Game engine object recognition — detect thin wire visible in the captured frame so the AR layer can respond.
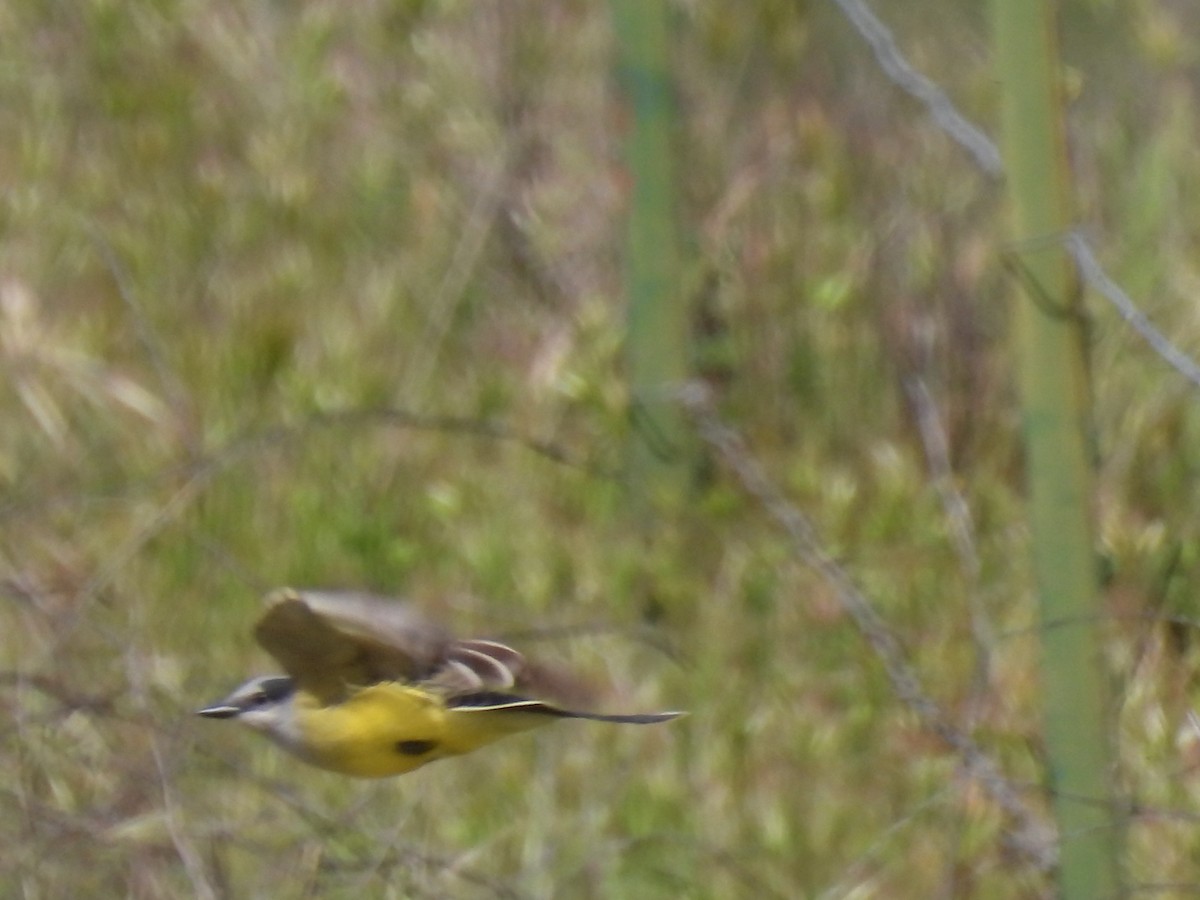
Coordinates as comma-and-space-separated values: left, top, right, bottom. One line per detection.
1066, 232, 1200, 390
828, 0, 1004, 177
830, 0, 1200, 390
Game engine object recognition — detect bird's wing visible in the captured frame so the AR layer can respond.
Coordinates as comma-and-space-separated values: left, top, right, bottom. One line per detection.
254, 588, 452, 703
424, 638, 526, 694
255, 588, 646, 714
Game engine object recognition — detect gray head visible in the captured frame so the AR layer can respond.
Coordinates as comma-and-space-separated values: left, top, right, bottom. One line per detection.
197, 676, 306, 755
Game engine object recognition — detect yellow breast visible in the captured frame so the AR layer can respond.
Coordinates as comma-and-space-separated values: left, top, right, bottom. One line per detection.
290, 683, 556, 778
293, 684, 451, 778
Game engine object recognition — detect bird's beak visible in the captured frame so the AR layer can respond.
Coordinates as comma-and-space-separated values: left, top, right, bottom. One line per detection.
196, 702, 241, 719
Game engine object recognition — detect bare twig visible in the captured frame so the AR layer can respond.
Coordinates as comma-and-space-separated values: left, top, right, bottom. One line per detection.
125, 642, 221, 900
903, 377, 995, 716
205, 407, 612, 478
679, 382, 1057, 872
84, 223, 193, 420
0, 671, 118, 714
404, 148, 516, 402
0, 406, 614, 527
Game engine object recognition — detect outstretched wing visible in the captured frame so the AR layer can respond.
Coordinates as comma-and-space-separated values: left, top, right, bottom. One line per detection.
254, 589, 535, 704
254, 589, 679, 720
255, 588, 452, 703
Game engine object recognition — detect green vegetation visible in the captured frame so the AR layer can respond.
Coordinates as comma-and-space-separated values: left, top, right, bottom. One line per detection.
993, 1, 1121, 894
611, 0, 691, 504
2, 2, 1198, 897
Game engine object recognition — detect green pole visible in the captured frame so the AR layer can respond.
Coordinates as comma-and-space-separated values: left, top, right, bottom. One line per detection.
993, 1, 1124, 896
610, 0, 690, 506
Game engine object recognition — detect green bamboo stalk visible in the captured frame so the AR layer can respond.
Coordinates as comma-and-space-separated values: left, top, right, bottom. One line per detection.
992, 2, 1123, 895
609, 0, 690, 504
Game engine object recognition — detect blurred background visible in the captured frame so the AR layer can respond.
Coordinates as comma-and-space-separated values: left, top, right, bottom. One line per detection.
3, 1, 1200, 897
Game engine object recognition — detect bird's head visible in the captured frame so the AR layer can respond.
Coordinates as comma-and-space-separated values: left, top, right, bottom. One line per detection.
197, 675, 299, 741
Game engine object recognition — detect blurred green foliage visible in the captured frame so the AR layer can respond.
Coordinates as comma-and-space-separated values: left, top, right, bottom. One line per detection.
2, 1, 1200, 897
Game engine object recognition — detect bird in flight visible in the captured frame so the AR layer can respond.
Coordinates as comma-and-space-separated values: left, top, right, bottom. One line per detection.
198, 588, 683, 777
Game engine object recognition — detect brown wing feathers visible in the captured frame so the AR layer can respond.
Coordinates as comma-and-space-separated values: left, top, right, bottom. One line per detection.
255, 589, 453, 703
436, 639, 523, 692
256, 588, 679, 720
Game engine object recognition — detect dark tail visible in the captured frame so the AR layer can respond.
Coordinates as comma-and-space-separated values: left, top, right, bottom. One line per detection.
563, 709, 684, 724
449, 692, 684, 724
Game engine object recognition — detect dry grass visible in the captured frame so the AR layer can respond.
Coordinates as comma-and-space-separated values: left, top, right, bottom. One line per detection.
3, 2, 1200, 897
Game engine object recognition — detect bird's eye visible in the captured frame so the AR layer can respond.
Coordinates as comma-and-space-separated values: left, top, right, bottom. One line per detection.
249, 692, 268, 706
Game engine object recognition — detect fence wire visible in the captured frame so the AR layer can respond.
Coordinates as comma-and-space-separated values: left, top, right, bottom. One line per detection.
830, 0, 1200, 389
685, 0, 1200, 886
